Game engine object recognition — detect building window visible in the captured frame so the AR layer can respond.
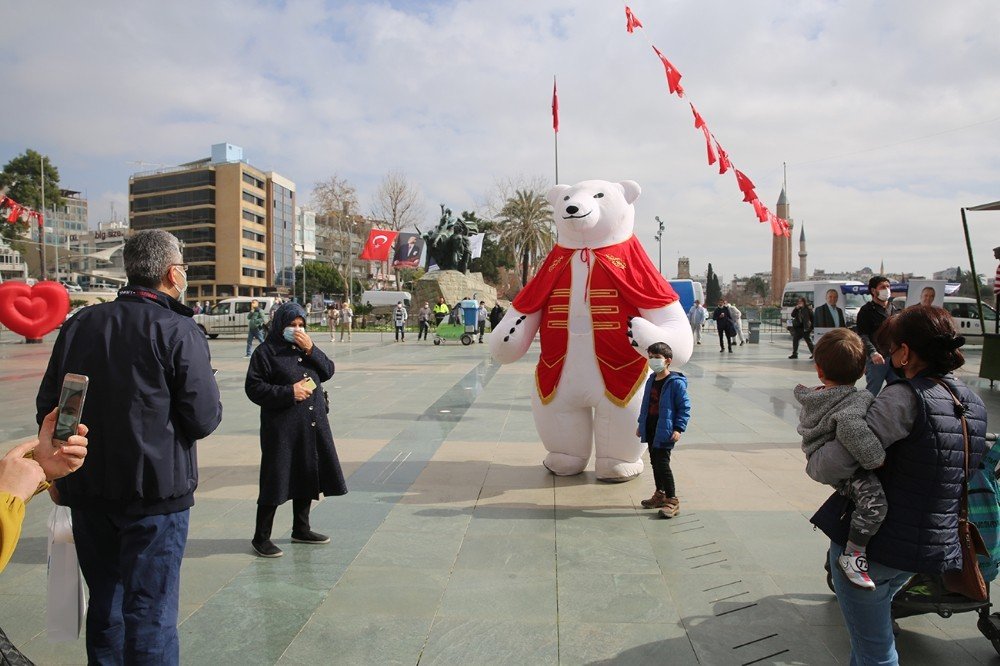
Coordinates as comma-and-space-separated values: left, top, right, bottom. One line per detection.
169, 228, 216, 244
132, 189, 215, 213
184, 246, 216, 262
187, 265, 216, 281
130, 170, 215, 195
242, 191, 265, 207
241, 229, 265, 243
241, 173, 265, 189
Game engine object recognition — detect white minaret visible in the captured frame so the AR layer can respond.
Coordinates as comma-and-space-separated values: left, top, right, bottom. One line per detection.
798, 224, 807, 280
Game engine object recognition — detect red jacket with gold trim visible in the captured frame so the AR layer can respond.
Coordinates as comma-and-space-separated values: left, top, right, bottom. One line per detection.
512, 236, 678, 407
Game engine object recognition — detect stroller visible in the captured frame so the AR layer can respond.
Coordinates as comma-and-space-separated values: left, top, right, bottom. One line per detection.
824, 434, 1000, 655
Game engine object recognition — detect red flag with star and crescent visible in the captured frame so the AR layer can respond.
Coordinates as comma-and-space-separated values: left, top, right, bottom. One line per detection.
359, 229, 399, 261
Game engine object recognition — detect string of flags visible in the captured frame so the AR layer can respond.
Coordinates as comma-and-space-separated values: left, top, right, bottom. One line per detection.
623, 5, 790, 237
0, 194, 44, 227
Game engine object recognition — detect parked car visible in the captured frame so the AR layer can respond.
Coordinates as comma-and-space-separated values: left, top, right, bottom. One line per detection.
893, 295, 997, 343
193, 297, 277, 338
60, 280, 83, 293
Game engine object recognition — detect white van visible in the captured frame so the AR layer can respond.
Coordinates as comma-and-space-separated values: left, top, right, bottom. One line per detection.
193, 297, 277, 338
781, 281, 868, 331
892, 296, 997, 343
361, 290, 411, 308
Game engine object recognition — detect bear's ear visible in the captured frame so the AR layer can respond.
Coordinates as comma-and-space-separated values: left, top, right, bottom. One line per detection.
618, 181, 641, 204
547, 184, 572, 207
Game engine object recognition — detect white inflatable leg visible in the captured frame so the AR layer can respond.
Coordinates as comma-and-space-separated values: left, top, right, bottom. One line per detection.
531, 391, 593, 476
593, 396, 644, 482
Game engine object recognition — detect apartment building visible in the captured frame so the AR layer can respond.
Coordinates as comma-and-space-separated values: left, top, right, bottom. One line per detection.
128, 143, 295, 306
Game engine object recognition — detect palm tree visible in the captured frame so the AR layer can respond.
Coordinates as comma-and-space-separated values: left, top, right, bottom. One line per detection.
497, 189, 555, 286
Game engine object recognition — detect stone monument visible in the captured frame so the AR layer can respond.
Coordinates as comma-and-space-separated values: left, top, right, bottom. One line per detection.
413, 205, 497, 309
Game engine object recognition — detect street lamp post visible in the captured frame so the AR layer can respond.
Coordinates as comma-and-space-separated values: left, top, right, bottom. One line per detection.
653, 216, 665, 275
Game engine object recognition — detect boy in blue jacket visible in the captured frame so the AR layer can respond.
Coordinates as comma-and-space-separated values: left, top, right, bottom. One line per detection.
636, 342, 691, 517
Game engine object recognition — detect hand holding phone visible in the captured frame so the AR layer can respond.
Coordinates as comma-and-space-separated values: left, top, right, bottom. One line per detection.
302, 377, 317, 392
54, 374, 89, 446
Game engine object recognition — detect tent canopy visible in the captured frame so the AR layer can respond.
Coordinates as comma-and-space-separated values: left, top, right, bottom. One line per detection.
966, 201, 1000, 212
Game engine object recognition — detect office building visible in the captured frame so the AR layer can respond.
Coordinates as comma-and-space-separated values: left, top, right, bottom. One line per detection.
128, 143, 295, 305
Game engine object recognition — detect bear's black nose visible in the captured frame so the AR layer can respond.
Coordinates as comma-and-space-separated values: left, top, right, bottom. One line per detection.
566, 205, 579, 215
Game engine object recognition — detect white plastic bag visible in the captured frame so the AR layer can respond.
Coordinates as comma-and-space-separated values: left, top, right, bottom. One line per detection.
46, 506, 86, 642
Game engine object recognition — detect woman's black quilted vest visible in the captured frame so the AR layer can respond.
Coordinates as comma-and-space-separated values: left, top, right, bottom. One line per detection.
811, 373, 987, 574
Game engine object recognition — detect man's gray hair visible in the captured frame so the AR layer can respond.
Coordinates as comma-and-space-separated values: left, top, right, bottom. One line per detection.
124, 230, 182, 288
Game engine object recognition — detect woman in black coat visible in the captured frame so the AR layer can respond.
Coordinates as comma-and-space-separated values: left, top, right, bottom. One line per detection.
245, 302, 347, 558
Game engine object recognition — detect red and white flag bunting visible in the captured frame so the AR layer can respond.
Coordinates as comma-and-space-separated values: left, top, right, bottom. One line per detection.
623, 5, 790, 237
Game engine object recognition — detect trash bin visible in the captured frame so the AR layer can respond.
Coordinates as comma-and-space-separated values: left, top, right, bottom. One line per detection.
748, 320, 761, 344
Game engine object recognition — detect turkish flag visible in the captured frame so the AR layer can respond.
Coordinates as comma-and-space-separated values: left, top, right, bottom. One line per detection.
359, 229, 399, 261
552, 77, 559, 133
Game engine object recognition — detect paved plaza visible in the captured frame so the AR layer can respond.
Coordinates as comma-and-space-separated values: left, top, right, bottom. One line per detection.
2, 327, 1000, 665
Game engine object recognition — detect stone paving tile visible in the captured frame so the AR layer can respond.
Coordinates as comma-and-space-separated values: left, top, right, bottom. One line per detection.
420, 617, 559, 665
557, 572, 680, 624
277, 614, 432, 665
557, 622, 698, 665
436, 570, 557, 620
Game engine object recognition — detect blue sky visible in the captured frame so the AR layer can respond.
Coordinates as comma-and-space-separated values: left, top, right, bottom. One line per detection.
2, 0, 999, 282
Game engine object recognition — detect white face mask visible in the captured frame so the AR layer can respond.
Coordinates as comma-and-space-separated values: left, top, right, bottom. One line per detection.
648, 358, 667, 373
877, 288, 891, 302
172, 265, 188, 302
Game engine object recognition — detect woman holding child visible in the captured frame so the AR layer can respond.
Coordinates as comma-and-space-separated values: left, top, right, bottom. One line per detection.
808, 305, 987, 664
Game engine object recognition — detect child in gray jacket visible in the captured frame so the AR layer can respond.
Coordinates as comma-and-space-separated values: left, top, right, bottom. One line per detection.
795, 328, 887, 591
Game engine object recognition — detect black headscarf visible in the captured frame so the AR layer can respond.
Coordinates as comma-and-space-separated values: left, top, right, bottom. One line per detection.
266, 302, 307, 345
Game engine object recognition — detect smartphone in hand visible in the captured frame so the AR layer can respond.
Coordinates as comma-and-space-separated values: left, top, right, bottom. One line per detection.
54, 373, 89, 446
302, 377, 317, 392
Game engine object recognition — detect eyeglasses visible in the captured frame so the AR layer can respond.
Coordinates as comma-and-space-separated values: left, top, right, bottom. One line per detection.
171, 263, 189, 272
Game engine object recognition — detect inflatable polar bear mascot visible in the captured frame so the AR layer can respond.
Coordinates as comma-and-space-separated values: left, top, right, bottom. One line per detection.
489, 180, 693, 482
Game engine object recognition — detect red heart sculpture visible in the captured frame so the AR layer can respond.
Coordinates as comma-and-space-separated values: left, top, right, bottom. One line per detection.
0, 281, 71, 339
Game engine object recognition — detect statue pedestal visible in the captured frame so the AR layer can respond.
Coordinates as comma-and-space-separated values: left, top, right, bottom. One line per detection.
414, 270, 497, 310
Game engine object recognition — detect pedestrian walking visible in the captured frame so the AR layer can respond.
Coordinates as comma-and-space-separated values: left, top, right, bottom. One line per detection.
712, 300, 736, 353
247, 299, 266, 357
686, 300, 706, 345
789, 297, 815, 359
489, 303, 505, 331
728, 302, 745, 345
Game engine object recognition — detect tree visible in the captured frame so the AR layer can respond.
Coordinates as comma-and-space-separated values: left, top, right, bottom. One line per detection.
370, 170, 424, 233
745, 275, 770, 300
295, 260, 345, 297
706, 264, 722, 306
1, 149, 64, 240
954, 266, 986, 298
496, 189, 555, 286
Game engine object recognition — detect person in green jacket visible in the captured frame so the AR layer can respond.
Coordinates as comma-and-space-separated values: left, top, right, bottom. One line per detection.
247, 300, 266, 357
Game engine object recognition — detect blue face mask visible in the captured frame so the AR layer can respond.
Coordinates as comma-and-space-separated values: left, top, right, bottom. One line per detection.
283, 326, 302, 343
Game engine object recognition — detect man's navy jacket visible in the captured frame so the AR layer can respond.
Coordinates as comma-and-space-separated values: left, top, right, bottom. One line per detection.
36, 287, 223, 515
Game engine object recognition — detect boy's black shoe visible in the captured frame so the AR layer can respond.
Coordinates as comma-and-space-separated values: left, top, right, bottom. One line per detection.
291, 530, 330, 544
251, 539, 283, 558
788, 354, 798, 359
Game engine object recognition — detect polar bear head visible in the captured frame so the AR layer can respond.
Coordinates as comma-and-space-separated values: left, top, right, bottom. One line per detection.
547, 180, 641, 249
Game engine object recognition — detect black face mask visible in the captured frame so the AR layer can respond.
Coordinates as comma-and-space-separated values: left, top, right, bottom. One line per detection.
889, 350, 904, 374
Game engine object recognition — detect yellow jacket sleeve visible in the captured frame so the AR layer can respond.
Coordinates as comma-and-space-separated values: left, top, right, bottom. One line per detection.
0, 491, 26, 574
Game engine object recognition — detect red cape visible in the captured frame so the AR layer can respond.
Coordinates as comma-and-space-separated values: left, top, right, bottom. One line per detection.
512, 236, 678, 406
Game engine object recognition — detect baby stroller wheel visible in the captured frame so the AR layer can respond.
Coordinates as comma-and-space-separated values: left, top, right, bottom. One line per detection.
461, 334, 473, 346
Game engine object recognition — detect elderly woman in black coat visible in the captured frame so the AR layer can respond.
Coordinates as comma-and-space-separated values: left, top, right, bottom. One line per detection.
245, 302, 347, 558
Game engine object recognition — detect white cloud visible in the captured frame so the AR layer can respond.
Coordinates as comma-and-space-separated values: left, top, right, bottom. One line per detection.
3, 0, 1000, 281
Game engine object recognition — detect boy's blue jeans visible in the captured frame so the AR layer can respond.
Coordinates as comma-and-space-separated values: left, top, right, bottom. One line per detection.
828, 542, 913, 665
72, 508, 189, 666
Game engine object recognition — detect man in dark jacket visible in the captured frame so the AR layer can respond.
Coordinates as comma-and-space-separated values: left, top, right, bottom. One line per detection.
855, 274, 900, 395
712, 300, 735, 353
35, 229, 222, 666
789, 297, 815, 359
